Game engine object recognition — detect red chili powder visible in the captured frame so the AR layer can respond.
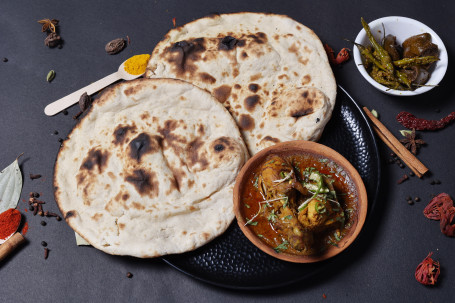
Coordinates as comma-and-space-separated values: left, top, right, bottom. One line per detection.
0, 208, 21, 239
21, 221, 29, 236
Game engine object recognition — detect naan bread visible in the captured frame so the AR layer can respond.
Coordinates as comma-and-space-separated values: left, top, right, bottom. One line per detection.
54, 78, 248, 258
146, 12, 337, 155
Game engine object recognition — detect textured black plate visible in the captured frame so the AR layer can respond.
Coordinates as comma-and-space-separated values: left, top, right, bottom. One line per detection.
161, 86, 381, 289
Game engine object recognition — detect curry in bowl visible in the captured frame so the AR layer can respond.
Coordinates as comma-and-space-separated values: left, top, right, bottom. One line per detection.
234, 141, 368, 263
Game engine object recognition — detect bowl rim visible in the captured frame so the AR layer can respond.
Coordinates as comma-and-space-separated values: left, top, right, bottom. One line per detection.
353, 16, 448, 96
233, 140, 368, 263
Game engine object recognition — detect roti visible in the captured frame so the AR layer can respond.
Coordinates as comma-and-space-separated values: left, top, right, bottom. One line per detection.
146, 12, 337, 155
54, 78, 249, 258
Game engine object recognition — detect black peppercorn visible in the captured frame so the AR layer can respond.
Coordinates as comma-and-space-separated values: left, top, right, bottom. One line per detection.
406, 196, 412, 201
41, 241, 47, 247
2, 58, 8, 62
414, 197, 420, 202
62, 110, 68, 115
56, 216, 62, 221
126, 272, 133, 278
430, 180, 435, 185
41, 221, 47, 226
399, 163, 404, 168
409, 171, 415, 177
408, 200, 414, 205
58, 138, 64, 143
434, 179, 441, 184
33, 192, 40, 198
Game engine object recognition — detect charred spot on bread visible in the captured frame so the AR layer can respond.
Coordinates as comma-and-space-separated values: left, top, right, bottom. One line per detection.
219, 36, 238, 50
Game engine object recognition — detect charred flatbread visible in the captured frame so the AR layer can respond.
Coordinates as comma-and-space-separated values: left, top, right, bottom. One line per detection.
146, 12, 337, 155
54, 78, 248, 257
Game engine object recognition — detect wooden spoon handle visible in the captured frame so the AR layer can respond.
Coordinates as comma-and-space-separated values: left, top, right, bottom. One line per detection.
44, 71, 121, 116
0, 232, 25, 262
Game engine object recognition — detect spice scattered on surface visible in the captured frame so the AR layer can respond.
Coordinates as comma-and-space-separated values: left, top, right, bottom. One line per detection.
40, 221, 46, 226
105, 38, 126, 55
172, 17, 176, 27
126, 35, 131, 45
399, 129, 425, 155
423, 193, 455, 237
415, 252, 440, 285
415, 197, 420, 202
397, 111, 455, 131
0, 209, 21, 240
397, 174, 409, 184
53, 130, 59, 135
126, 272, 133, 278
44, 247, 49, 260
37, 18, 59, 33
322, 294, 327, 299
2, 57, 8, 62
30, 174, 42, 180
46, 70, 56, 82
22, 221, 29, 235
124, 54, 151, 75
73, 111, 83, 120
78, 92, 91, 112
371, 109, 379, 118
324, 44, 350, 65
62, 110, 68, 115
44, 32, 62, 48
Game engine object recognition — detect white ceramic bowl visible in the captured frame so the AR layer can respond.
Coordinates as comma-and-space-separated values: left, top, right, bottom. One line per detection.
353, 16, 448, 96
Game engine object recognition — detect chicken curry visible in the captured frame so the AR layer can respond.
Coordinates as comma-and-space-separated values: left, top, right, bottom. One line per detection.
241, 153, 358, 255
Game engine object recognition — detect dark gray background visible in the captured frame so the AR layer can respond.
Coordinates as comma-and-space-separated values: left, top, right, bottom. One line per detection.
1, 0, 454, 302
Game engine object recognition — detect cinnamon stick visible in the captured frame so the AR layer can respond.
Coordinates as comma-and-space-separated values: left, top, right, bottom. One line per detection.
0, 232, 25, 262
363, 107, 428, 178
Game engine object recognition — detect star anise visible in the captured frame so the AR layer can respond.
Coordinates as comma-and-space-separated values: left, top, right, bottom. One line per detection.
38, 19, 59, 33
400, 129, 425, 155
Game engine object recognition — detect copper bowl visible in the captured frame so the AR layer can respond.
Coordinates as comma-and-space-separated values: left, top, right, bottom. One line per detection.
233, 140, 368, 263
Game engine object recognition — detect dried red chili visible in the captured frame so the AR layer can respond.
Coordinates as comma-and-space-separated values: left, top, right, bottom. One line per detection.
423, 193, 453, 220
324, 44, 350, 65
172, 17, 176, 28
397, 111, 455, 131
0, 209, 21, 240
415, 252, 440, 286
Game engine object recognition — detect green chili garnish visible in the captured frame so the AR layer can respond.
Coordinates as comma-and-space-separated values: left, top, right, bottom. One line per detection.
274, 240, 289, 253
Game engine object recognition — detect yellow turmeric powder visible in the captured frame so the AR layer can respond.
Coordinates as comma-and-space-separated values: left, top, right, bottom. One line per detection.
124, 54, 151, 75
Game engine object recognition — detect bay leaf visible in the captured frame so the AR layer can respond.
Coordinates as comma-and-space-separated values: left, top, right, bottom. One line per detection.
0, 155, 23, 213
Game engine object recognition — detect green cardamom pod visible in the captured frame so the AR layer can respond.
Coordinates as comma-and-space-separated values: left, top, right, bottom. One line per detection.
400, 130, 413, 137
371, 109, 379, 118
47, 70, 56, 82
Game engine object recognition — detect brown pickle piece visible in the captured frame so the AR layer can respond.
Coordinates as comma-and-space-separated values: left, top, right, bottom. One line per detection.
383, 35, 402, 61
402, 33, 438, 59
403, 66, 430, 85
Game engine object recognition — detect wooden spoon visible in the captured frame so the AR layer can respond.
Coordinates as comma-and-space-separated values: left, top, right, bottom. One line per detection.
0, 210, 25, 262
0, 209, 21, 245
44, 59, 144, 116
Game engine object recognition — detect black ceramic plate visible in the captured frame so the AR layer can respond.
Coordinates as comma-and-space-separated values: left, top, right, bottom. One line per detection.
161, 86, 381, 289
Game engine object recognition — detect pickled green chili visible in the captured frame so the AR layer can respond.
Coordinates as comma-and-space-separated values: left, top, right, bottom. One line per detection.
393, 56, 439, 68
361, 17, 394, 74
